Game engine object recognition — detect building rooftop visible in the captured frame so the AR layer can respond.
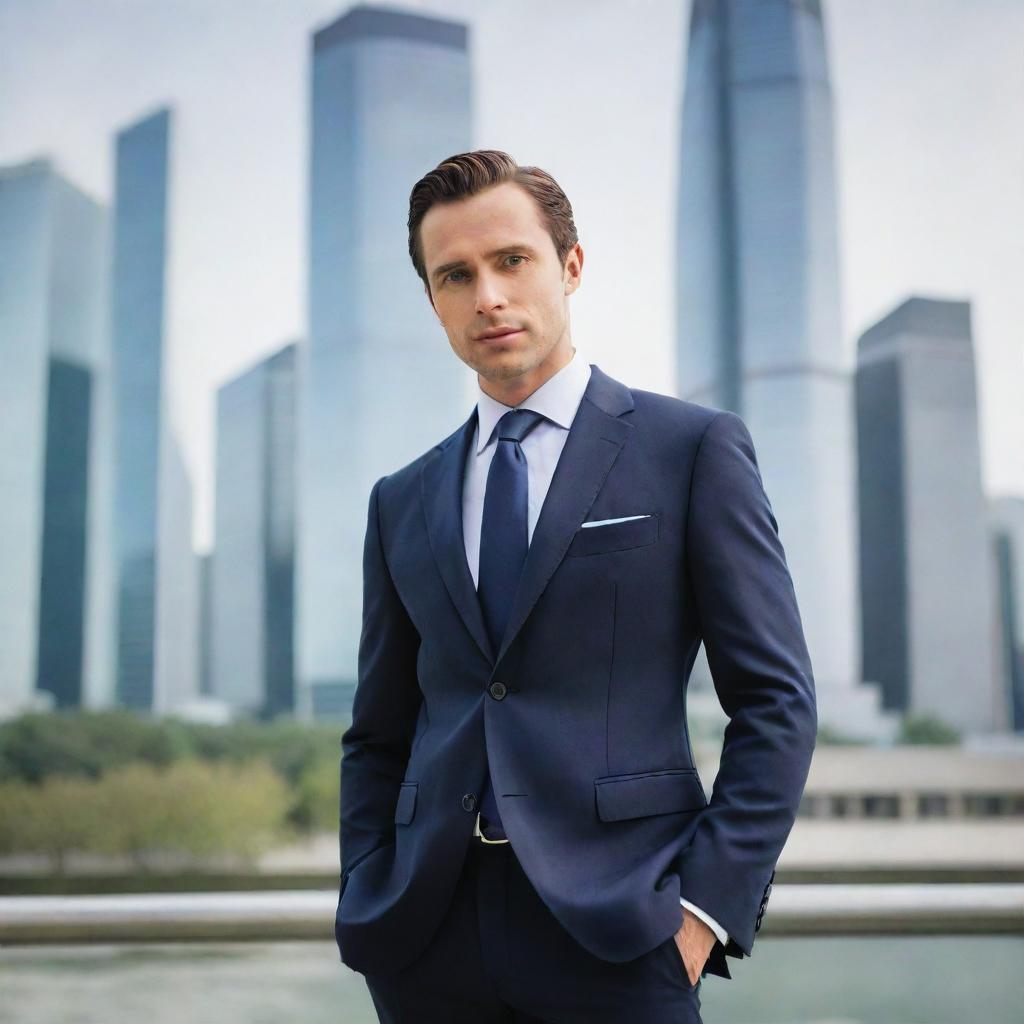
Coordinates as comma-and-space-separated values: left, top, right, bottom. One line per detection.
858, 296, 973, 353
313, 4, 467, 53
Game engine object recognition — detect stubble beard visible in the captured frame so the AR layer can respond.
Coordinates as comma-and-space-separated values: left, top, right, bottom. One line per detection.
465, 334, 545, 383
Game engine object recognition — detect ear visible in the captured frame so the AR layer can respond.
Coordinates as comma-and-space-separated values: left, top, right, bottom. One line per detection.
564, 242, 584, 295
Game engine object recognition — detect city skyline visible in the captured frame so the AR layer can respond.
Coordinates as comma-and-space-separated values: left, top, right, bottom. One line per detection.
1, 0, 1020, 552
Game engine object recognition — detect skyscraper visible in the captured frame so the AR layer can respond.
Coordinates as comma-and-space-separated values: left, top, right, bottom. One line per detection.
297, 6, 472, 717
990, 496, 1024, 732
110, 107, 198, 713
212, 344, 297, 719
676, 0, 881, 735
0, 159, 108, 716
856, 297, 1001, 735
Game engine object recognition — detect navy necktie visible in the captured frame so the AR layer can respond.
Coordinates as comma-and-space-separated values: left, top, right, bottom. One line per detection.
476, 407, 546, 840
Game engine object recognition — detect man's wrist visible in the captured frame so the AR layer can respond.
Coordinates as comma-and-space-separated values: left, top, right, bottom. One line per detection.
680, 897, 730, 947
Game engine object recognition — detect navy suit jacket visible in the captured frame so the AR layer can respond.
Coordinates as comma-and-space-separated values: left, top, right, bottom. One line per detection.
335, 362, 817, 981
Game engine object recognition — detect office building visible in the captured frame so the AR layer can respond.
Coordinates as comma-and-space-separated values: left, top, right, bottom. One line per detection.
212, 344, 297, 718
0, 158, 109, 715
990, 496, 1024, 732
110, 107, 198, 713
856, 297, 1001, 734
297, 6, 472, 717
676, 0, 883, 735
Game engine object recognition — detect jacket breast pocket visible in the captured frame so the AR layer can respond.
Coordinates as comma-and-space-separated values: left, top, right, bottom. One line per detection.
594, 768, 707, 822
567, 513, 660, 557
394, 781, 418, 825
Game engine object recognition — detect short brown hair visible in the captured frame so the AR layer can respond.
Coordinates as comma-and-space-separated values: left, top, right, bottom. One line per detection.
408, 149, 579, 294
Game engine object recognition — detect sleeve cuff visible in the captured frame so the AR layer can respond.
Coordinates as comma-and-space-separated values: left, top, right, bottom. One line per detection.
680, 897, 730, 947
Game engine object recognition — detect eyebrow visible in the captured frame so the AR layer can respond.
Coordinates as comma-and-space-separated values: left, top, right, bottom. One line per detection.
430, 244, 539, 281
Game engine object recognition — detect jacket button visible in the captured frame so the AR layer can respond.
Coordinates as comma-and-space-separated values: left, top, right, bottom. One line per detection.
462, 793, 477, 811
489, 681, 508, 700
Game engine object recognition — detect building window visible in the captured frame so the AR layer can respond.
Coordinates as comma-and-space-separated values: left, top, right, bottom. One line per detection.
965, 793, 1012, 817
917, 793, 949, 817
862, 794, 900, 818
828, 795, 852, 818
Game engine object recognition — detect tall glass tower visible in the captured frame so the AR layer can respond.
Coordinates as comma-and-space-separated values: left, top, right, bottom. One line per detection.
297, 6, 472, 718
111, 107, 198, 713
990, 496, 1024, 733
858, 298, 1001, 735
676, 0, 879, 734
0, 159, 108, 716
212, 344, 297, 719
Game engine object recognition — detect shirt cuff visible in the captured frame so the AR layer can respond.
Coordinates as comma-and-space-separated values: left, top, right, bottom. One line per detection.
680, 898, 730, 947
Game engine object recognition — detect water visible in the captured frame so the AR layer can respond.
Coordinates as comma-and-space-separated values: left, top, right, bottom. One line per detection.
0, 936, 1020, 1023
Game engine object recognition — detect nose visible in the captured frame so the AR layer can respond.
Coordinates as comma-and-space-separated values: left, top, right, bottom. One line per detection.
474, 269, 507, 315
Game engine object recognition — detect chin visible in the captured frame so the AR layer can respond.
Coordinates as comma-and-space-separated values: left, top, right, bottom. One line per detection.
480, 353, 537, 380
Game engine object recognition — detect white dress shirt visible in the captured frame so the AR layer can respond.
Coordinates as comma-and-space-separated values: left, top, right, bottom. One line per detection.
461, 346, 730, 949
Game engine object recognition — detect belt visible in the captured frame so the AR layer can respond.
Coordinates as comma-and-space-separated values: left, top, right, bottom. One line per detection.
473, 810, 510, 844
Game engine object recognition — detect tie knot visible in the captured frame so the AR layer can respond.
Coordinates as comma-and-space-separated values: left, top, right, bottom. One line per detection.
494, 408, 546, 445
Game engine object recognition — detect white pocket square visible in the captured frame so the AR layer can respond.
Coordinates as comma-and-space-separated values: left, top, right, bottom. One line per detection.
580, 514, 652, 529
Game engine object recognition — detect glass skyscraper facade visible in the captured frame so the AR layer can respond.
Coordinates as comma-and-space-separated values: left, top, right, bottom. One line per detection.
676, 0, 882, 736
857, 298, 1001, 734
0, 159, 108, 716
111, 109, 169, 710
990, 496, 1024, 732
37, 356, 93, 707
297, 6, 473, 717
212, 344, 297, 719
111, 107, 198, 713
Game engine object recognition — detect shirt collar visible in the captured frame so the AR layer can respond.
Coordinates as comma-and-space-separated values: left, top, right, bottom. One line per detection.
474, 347, 591, 455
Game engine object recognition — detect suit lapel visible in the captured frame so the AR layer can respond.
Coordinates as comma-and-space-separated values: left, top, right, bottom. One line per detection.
421, 404, 495, 665
421, 363, 636, 671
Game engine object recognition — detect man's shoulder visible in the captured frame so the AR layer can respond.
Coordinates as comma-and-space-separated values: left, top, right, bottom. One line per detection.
623, 385, 731, 447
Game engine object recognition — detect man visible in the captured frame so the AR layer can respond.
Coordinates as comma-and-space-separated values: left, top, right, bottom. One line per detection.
336, 150, 817, 1023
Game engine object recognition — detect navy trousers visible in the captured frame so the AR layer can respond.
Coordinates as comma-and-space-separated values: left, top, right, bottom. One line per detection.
362, 839, 703, 1023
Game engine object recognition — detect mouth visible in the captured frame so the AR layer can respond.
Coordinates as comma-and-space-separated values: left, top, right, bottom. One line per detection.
477, 328, 524, 343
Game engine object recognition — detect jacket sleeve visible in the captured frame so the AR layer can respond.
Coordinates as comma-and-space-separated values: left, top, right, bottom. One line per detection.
339, 476, 423, 895
677, 410, 817, 962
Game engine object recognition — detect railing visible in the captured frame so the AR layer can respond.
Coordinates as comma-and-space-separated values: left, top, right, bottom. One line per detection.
2, 884, 1022, 944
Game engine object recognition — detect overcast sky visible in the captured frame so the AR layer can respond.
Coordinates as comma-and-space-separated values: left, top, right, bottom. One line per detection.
2, 0, 1021, 550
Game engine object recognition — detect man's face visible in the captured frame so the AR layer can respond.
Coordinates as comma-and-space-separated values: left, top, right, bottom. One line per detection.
419, 181, 582, 388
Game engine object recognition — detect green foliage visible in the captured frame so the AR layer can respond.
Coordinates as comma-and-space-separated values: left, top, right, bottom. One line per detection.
178, 716, 339, 788
0, 776, 96, 871
899, 712, 961, 745
0, 711, 345, 871
0, 757, 293, 872
0, 709, 192, 784
0, 708, 341, 785
814, 722, 872, 745
292, 751, 340, 833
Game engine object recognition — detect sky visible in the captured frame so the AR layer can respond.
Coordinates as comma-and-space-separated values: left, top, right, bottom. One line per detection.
1, 0, 1021, 551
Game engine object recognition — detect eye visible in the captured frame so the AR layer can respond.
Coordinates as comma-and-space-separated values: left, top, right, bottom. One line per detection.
444, 255, 525, 284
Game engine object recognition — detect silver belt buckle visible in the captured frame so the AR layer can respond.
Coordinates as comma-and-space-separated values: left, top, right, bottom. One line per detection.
474, 810, 510, 844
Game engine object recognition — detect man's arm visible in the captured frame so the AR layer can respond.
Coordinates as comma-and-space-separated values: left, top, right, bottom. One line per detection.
339, 476, 423, 892
678, 410, 817, 960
